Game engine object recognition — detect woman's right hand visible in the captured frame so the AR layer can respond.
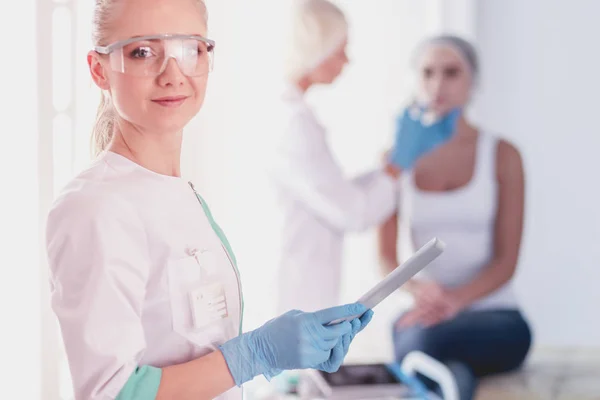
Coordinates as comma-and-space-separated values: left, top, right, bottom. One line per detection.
219, 303, 372, 386
396, 280, 452, 328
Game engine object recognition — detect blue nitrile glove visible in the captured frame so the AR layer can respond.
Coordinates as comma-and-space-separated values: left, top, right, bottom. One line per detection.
389, 106, 461, 170
219, 303, 368, 386
318, 309, 374, 372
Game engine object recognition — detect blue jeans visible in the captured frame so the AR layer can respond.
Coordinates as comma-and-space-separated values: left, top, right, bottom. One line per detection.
392, 309, 532, 400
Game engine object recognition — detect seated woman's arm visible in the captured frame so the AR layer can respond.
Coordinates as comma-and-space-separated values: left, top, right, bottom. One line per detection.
448, 140, 525, 309
379, 210, 447, 328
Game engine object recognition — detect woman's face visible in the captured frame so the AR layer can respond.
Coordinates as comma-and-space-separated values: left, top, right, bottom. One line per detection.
415, 44, 473, 115
310, 38, 349, 85
88, 0, 209, 135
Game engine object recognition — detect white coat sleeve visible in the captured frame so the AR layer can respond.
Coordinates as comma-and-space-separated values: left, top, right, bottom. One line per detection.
46, 191, 157, 400
268, 114, 399, 232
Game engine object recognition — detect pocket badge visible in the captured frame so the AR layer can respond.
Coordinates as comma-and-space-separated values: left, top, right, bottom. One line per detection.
189, 283, 229, 329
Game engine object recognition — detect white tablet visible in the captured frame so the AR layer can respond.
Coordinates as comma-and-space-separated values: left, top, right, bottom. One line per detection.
327, 237, 445, 325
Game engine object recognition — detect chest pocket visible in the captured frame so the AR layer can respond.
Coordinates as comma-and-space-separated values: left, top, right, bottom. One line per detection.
167, 254, 229, 347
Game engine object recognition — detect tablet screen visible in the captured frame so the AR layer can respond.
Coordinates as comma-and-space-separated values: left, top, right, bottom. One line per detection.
318, 364, 401, 387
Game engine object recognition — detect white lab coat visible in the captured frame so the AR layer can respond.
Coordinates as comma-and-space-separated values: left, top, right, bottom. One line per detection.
267, 86, 399, 314
46, 151, 242, 400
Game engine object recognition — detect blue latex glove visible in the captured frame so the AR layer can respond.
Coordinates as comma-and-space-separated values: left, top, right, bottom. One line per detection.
389, 107, 461, 170
318, 309, 374, 372
219, 303, 369, 386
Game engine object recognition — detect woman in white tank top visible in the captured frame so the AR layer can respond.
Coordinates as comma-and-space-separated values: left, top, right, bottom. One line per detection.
379, 36, 532, 400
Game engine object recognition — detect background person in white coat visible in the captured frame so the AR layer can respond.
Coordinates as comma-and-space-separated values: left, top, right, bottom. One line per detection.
267, 0, 455, 315
267, 0, 402, 315
45, 0, 373, 399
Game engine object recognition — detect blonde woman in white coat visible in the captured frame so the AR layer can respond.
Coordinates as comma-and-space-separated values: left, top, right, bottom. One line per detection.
46, 1, 374, 399
268, 0, 445, 314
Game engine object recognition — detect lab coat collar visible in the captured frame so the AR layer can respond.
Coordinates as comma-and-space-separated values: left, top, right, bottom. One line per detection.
102, 150, 192, 190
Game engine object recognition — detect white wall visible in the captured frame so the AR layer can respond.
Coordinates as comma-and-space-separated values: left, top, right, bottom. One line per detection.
0, 0, 42, 398
476, 0, 600, 346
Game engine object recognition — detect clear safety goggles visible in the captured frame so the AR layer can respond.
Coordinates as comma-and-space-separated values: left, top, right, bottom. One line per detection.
94, 34, 215, 77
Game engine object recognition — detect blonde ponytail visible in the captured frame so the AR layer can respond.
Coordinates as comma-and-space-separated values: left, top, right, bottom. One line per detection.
91, 91, 115, 157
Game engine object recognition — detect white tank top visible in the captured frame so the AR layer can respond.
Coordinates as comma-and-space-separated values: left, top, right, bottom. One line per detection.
402, 132, 518, 310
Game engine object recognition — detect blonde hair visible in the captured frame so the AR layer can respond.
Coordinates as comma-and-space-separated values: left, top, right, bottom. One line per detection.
284, 0, 348, 81
90, 0, 208, 157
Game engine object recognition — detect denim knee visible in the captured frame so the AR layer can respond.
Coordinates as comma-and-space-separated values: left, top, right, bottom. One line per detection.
393, 325, 443, 362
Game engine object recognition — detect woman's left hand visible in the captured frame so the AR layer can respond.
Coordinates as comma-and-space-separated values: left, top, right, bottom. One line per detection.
396, 290, 464, 328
